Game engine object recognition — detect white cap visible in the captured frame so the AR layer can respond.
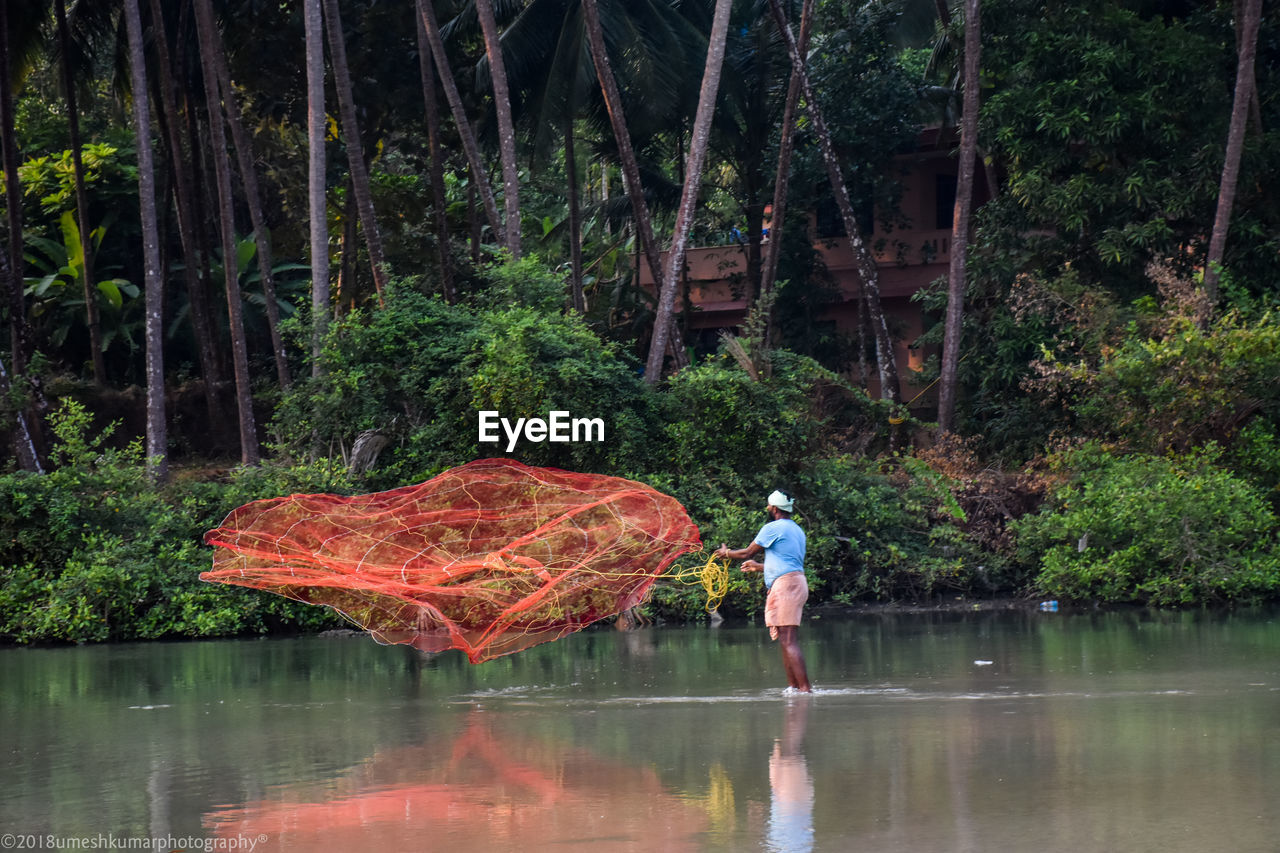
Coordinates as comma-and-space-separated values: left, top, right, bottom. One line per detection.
767, 490, 794, 513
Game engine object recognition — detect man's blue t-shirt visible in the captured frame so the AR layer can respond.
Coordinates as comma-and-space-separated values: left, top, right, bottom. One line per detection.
753, 518, 806, 589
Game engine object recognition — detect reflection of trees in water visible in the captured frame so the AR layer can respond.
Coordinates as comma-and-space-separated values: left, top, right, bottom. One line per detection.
205, 711, 707, 851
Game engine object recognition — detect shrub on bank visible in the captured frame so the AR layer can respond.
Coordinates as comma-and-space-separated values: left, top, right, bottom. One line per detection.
272, 264, 658, 485
1014, 442, 1280, 605
0, 401, 350, 642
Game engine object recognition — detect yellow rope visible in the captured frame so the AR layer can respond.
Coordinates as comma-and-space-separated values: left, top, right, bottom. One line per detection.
671, 551, 731, 613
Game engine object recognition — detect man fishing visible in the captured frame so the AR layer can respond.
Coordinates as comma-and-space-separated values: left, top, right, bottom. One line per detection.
716, 490, 811, 692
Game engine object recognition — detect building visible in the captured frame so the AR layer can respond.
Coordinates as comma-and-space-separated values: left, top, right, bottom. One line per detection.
639, 127, 983, 413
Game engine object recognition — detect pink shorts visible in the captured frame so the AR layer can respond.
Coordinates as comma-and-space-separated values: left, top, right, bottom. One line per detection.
764, 571, 808, 640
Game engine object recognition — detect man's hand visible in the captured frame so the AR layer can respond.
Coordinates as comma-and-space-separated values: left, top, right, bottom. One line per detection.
715, 543, 731, 559
741, 559, 763, 573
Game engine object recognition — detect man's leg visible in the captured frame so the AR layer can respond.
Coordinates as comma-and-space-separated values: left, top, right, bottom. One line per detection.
776, 626, 811, 692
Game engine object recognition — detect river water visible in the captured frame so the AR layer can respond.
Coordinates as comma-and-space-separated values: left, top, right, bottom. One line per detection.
3, 608, 1278, 852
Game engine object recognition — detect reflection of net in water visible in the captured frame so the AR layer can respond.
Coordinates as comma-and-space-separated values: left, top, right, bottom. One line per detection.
204, 714, 710, 851
201, 458, 702, 662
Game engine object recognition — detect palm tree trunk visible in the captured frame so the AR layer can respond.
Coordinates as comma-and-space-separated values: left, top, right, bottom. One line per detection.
1233, 0, 1263, 134
148, 0, 226, 434
1204, 0, 1261, 304
54, 0, 106, 386
417, 0, 504, 246
644, 0, 733, 381
565, 118, 585, 312
475, 0, 520, 259
938, 0, 980, 434
762, 0, 813, 348
414, 0, 454, 302
194, 0, 259, 465
581, 0, 667, 367
183, 85, 231, 388
0, 0, 31, 383
305, 0, 330, 378
205, 15, 290, 388
322, 0, 389, 304
933, 0, 999, 202
337, 176, 358, 312
464, 176, 477, 262
123, 0, 168, 481
768, 0, 900, 402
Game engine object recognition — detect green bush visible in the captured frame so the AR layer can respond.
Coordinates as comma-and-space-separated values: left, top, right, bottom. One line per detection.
273, 262, 659, 484
792, 454, 991, 602
1014, 442, 1280, 605
1065, 309, 1280, 455
0, 401, 350, 642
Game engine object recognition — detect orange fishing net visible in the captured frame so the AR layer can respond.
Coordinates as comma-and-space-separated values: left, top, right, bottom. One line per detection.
201, 458, 702, 662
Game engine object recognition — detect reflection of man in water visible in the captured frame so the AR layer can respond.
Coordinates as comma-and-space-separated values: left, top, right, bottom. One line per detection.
716, 490, 811, 692
768, 699, 814, 852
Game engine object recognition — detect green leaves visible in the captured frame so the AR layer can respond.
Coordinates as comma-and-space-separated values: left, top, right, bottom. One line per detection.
1014, 442, 1280, 605
981, 0, 1233, 274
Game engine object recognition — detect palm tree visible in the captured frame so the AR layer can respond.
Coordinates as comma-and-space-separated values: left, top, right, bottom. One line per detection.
767, 0, 900, 402
761, 0, 813, 322
0, 0, 32, 385
146, 0, 228, 436
580, 0, 674, 380
322, 0, 389, 303
414, 0, 455, 301
644, 0, 734, 382
53, 0, 106, 385
926, 0, 998, 202
475, 0, 521, 258
204, 10, 290, 387
563, 114, 585, 311
306, 0, 330, 377
487, 0, 703, 315
417, 0, 505, 247
194, 0, 259, 465
1203, 0, 1262, 304
937, 0, 980, 434
122, 0, 167, 480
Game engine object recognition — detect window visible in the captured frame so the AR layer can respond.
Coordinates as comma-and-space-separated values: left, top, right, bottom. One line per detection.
935, 173, 957, 229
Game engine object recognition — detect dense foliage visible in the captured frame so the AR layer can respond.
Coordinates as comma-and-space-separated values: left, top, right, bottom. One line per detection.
1015, 442, 1280, 606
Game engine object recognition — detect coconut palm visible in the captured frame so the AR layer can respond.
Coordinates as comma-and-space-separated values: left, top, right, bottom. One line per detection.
767, 0, 900, 402
1203, 0, 1262, 304
644, 0, 733, 382
760, 0, 812, 319
414, 0, 455, 301
938, 0, 980, 433
483, 0, 701, 311
202, 8, 290, 387
194, 0, 258, 465
122, 0, 167, 479
0, 0, 36, 385
475, 0, 522, 258
322, 0, 389, 303
417, 0, 505, 247
53, 0, 106, 385
304, 0, 329, 377
580, 0, 677, 379
144, 0, 228, 434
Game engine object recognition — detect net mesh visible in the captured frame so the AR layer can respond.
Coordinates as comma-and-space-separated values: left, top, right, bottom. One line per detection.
201, 458, 702, 662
